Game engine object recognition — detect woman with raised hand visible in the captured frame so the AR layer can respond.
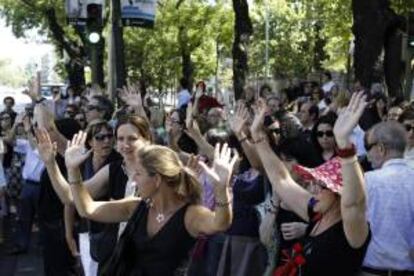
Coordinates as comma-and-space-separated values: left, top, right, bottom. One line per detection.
35, 115, 152, 268
64, 130, 237, 275
250, 93, 370, 276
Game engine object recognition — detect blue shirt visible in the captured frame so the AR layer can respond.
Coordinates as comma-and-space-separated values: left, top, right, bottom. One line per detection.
363, 159, 414, 270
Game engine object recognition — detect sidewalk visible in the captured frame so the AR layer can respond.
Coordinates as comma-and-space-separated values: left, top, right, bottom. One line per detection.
0, 216, 43, 276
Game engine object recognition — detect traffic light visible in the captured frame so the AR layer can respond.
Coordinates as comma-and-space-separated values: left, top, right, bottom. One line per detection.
408, 12, 414, 48
86, 3, 103, 44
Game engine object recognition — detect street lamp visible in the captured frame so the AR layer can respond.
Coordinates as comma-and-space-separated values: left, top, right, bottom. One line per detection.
88, 32, 101, 44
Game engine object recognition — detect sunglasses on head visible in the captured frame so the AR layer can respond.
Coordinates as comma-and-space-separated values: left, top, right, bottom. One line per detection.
87, 105, 101, 111
404, 124, 414, 132
94, 133, 113, 141
316, 130, 334, 138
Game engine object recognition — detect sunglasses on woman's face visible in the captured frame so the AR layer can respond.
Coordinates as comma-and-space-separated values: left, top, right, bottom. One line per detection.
316, 130, 334, 138
404, 124, 414, 133
94, 133, 114, 141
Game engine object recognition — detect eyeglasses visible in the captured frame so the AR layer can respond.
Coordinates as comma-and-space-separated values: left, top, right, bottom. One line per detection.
269, 128, 281, 135
87, 105, 101, 111
404, 124, 414, 132
316, 130, 334, 138
364, 141, 378, 151
0, 117, 11, 121
94, 133, 114, 141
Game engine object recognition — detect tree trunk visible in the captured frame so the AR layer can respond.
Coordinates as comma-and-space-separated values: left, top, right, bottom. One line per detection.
232, 0, 253, 100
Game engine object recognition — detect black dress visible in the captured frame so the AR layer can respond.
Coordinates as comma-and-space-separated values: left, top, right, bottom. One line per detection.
130, 202, 196, 276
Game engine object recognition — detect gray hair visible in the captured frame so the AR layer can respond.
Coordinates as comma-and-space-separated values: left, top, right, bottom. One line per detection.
370, 121, 407, 154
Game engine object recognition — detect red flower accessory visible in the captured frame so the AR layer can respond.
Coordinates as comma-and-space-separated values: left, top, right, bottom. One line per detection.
274, 242, 307, 276
293, 157, 343, 194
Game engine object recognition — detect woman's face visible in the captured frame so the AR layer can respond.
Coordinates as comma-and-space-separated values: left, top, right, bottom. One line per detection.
89, 126, 114, 158
311, 184, 338, 214
116, 123, 149, 160
268, 121, 281, 145
316, 123, 335, 151
133, 159, 156, 198
75, 114, 86, 129
375, 99, 385, 112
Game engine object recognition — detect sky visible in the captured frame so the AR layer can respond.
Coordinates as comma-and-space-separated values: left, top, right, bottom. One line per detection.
0, 18, 54, 68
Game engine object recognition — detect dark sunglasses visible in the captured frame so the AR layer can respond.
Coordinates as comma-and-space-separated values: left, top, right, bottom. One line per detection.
316, 130, 334, 138
94, 133, 114, 141
87, 105, 101, 111
269, 128, 281, 135
404, 124, 414, 132
364, 141, 378, 151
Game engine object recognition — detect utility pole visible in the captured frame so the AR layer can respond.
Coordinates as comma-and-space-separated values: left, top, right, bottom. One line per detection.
265, 0, 269, 82
108, 0, 126, 101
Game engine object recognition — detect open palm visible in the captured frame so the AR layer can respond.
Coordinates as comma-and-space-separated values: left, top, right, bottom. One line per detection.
118, 84, 142, 107
230, 103, 249, 135
199, 143, 238, 188
65, 131, 91, 170
333, 92, 367, 148
35, 128, 57, 165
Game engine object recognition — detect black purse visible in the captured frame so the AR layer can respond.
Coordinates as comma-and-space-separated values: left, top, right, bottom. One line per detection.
89, 223, 119, 263
100, 201, 147, 276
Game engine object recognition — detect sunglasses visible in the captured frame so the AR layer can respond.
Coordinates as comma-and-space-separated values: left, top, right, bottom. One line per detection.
364, 141, 378, 151
269, 128, 281, 135
87, 105, 101, 111
316, 130, 334, 138
404, 124, 414, 132
94, 133, 114, 141
0, 117, 11, 121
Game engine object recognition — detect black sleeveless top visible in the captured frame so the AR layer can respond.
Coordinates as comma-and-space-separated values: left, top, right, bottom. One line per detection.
301, 198, 371, 276
130, 202, 196, 276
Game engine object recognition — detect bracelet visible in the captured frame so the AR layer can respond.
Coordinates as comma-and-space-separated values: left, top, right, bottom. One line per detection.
68, 179, 82, 185
336, 143, 356, 158
340, 155, 359, 165
253, 136, 266, 144
215, 199, 232, 208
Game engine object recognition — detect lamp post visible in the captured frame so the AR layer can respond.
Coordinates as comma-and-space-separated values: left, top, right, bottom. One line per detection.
265, 0, 269, 82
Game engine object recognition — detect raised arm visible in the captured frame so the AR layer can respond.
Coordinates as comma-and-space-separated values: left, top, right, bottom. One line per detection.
66, 131, 140, 223
250, 98, 311, 221
186, 143, 238, 236
333, 92, 369, 248
118, 84, 149, 123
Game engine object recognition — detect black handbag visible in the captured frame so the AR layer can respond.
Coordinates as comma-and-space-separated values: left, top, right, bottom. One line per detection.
100, 201, 147, 276
89, 223, 119, 263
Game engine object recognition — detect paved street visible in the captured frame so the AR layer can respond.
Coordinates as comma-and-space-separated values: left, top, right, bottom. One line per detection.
0, 217, 43, 276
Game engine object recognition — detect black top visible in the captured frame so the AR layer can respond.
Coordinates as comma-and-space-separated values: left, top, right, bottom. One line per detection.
130, 202, 196, 276
300, 200, 371, 276
38, 155, 65, 222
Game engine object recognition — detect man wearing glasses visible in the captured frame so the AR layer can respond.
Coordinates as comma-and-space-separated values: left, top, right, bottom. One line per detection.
85, 95, 114, 124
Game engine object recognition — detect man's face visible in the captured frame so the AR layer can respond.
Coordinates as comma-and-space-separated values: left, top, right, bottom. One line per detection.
366, 132, 385, 169
402, 119, 414, 149
387, 107, 403, 121
85, 98, 104, 123
4, 99, 13, 109
207, 109, 222, 127
298, 103, 311, 125
267, 99, 280, 115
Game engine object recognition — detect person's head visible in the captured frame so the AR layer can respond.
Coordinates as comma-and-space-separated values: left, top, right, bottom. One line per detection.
312, 115, 337, 154
366, 121, 407, 169
179, 77, 189, 91
311, 87, 324, 102
387, 106, 403, 121
243, 86, 255, 103
66, 86, 76, 97
51, 86, 61, 99
196, 81, 206, 93
3, 96, 15, 109
207, 107, 225, 128
322, 71, 332, 83
266, 119, 281, 147
0, 112, 12, 130
54, 118, 81, 143
64, 104, 79, 119
74, 112, 87, 130
267, 96, 281, 116
259, 84, 273, 99
373, 93, 387, 114
86, 119, 114, 158
115, 115, 152, 161
86, 95, 114, 123
298, 101, 319, 127
134, 145, 202, 204
311, 183, 340, 215
398, 107, 414, 149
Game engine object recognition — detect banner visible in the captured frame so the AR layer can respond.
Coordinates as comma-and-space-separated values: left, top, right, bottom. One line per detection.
121, 0, 156, 28
66, 0, 104, 25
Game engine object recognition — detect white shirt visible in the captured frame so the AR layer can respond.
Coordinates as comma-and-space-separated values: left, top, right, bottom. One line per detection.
177, 89, 192, 108
322, 80, 336, 95
405, 148, 414, 169
363, 159, 414, 270
15, 139, 45, 182
350, 125, 366, 157
118, 177, 137, 238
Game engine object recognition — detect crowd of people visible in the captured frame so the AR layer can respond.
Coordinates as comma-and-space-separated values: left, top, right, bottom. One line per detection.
0, 73, 413, 276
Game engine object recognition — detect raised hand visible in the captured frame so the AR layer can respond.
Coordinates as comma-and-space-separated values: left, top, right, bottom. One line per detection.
186, 154, 203, 178
185, 103, 202, 139
334, 91, 367, 148
35, 128, 57, 165
198, 143, 238, 188
118, 84, 143, 108
250, 98, 267, 140
230, 102, 249, 136
23, 72, 41, 101
65, 131, 91, 170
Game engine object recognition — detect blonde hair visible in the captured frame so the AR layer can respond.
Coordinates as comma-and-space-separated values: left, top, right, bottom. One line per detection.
138, 145, 202, 204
